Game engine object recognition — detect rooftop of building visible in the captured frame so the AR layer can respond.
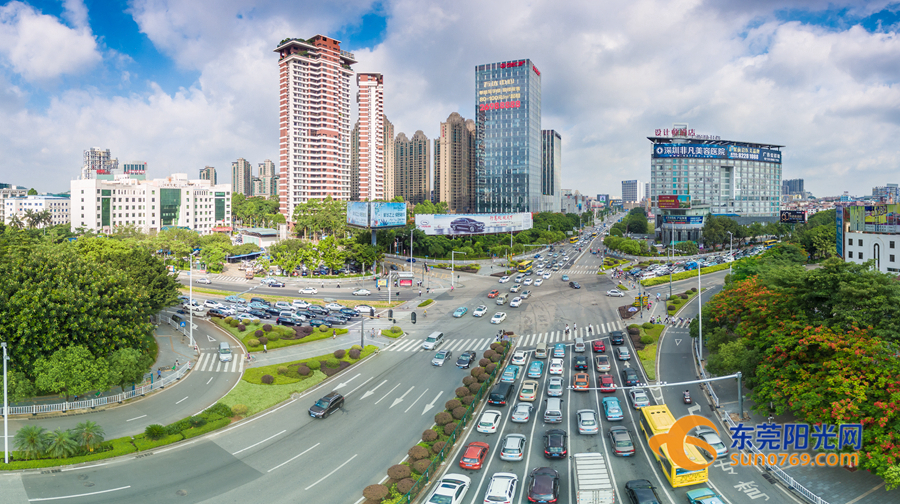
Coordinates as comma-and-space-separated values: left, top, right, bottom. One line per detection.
647, 136, 784, 150
274, 36, 356, 63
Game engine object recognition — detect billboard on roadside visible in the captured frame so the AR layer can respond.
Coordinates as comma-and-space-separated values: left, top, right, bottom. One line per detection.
347, 202, 369, 228
415, 213, 533, 236
371, 202, 407, 228
779, 210, 807, 224
658, 195, 691, 209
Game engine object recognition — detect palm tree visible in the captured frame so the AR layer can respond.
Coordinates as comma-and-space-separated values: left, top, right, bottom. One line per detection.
14, 425, 49, 460
22, 209, 38, 229
70, 421, 105, 453
45, 429, 78, 459
8, 214, 24, 230
36, 209, 52, 228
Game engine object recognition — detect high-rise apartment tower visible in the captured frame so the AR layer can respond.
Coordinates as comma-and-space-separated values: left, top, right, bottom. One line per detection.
356, 73, 384, 201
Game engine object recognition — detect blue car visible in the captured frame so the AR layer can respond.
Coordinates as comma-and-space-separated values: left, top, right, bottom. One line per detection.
561, 275, 569, 281
249, 301, 268, 310
225, 295, 245, 303
553, 343, 566, 358
500, 365, 521, 383
309, 319, 332, 328
453, 307, 468, 318
602, 397, 624, 421
527, 361, 544, 378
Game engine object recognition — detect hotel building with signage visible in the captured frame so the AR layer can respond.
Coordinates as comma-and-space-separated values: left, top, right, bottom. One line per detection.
475, 58, 542, 213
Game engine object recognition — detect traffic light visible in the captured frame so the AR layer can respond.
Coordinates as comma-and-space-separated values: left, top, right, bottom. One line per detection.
411, 312, 417, 324
388, 309, 394, 322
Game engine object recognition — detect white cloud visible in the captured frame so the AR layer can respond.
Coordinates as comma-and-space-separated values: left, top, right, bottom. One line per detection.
0, 1, 101, 81
62, 0, 89, 29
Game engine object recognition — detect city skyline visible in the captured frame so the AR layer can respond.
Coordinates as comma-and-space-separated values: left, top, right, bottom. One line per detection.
1, 1, 898, 199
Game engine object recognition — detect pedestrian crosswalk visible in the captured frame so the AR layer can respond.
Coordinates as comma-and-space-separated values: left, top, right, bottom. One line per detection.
213, 275, 250, 283
194, 351, 245, 373
562, 267, 602, 275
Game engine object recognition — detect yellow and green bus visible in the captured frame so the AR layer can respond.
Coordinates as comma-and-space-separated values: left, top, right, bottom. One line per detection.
638, 405, 709, 488
517, 260, 534, 273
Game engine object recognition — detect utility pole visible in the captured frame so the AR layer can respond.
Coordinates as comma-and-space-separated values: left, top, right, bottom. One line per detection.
2, 342, 7, 464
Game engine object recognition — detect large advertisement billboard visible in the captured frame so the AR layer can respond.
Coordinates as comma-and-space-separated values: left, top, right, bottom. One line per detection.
658, 195, 691, 209
370, 202, 407, 228
779, 210, 807, 224
346, 202, 369, 228
661, 215, 703, 228
652, 143, 782, 164
415, 213, 534, 236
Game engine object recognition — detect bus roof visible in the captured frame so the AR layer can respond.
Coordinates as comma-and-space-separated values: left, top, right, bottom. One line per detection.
641, 405, 676, 435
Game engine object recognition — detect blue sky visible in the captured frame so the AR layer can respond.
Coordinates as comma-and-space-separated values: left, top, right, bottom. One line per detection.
1, 0, 898, 199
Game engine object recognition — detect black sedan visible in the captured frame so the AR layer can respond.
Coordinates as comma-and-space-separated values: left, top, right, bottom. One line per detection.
264, 307, 281, 316
247, 309, 268, 319
276, 316, 297, 326
526, 467, 559, 503
339, 307, 359, 318
207, 308, 226, 318
308, 392, 344, 419
324, 316, 347, 326
456, 351, 477, 369
569, 281, 581, 289
573, 355, 588, 370
610, 331, 626, 345
624, 479, 662, 504
268, 280, 285, 287
543, 429, 568, 459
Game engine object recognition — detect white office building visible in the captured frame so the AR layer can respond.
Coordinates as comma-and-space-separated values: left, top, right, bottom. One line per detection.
4, 195, 70, 227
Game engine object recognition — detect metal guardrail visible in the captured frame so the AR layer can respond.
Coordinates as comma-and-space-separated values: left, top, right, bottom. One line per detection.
0, 315, 193, 417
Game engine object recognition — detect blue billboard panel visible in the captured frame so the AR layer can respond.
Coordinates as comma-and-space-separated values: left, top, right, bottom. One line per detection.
652, 143, 782, 163
346, 202, 368, 228
370, 202, 407, 228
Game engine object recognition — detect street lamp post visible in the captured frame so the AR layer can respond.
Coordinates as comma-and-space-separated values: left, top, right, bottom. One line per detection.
2, 341, 7, 464
727, 231, 734, 277
188, 250, 199, 348
451, 251, 467, 288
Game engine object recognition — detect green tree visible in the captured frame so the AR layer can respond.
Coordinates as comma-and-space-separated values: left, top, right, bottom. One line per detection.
27, 188, 37, 195
108, 348, 151, 391
45, 429, 79, 459
318, 235, 346, 272
70, 421, 105, 453
14, 425, 48, 460
34, 346, 110, 402
7, 371, 36, 402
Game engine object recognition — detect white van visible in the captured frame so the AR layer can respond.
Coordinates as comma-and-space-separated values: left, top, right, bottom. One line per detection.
496, 294, 508, 306
534, 342, 548, 359
422, 331, 445, 350
218, 342, 232, 362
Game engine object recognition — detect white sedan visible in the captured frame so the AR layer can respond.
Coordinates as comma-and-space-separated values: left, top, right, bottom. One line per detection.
548, 358, 564, 375
606, 289, 625, 297
523, 278, 533, 286
325, 302, 346, 311
356, 304, 375, 315
499, 276, 510, 283
473, 305, 488, 317
203, 300, 222, 309
509, 297, 522, 308
195, 277, 212, 284
423, 473, 471, 504
491, 312, 507, 324
352, 288, 371, 296
510, 350, 527, 365
534, 278, 544, 286
299, 287, 318, 295
542, 272, 552, 279
219, 307, 236, 316
476, 410, 503, 433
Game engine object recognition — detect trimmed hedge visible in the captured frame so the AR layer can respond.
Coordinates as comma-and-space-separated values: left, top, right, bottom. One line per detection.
417, 299, 434, 307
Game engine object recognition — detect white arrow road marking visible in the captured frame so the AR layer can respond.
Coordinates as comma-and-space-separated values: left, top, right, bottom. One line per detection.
391, 386, 415, 408
334, 373, 360, 390
374, 383, 401, 404
207, 335, 216, 342
343, 376, 373, 397
688, 404, 702, 415
422, 391, 443, 416
674, 338, 682, 346
404, 388, 429, 413
361, 379, 388, 400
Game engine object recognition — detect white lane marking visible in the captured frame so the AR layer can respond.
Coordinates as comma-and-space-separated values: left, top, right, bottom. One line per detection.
125, 415, 146, 422
28, 486, 131, 501
303, 454, 358, 490
422, 391, 443, 416
206, 377, 213, 385
267, 443, 320, 473
391, 386, 415, 408
60, 462, 109, 472
374, 383, 401, 404
238, 355, 244, 373
207, 335, 215, 342
404, 388, 429, 413
232, 430, 287, 455
344, 376, 374, 397
215, 361, 222, 372
361, 379, 388, 400
334, 373, 361, 390
175, 396, 189, 405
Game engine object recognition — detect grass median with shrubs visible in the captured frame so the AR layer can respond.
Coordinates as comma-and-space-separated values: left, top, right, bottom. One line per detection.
628, 323, 665, 381
640, 262, 732, 287
179, 288, 402, 309
381, 326, 404, 338
417, 299, 434, 308
212, 317, 348, 352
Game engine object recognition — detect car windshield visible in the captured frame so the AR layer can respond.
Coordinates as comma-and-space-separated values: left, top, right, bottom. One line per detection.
426, 337, 435, 342
435, 352, 446, 358
459, 354, 470, 361
315, 399, 329, 408
616, 440, 631, 447
426, 495, 452, 504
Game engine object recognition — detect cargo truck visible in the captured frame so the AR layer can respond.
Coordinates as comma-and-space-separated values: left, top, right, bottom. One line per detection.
574, 452, 616, 504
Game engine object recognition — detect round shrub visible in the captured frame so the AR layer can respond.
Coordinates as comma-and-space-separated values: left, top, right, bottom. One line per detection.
483, 350, 496, 360
229, 319, 239, 327
445, 399, 461, 411
305, 360, 321, 370
261, 374, 274, 384
443, 422, 457, 436
627, 327, 640, 336
490, 342, 503, 352
408, 445, 429, 461
297, 365, 310, 376
144, 424, 167, 440
387, 464, 411, 480
350, 344, 363, 351
422, 429, 439, 443
363, 484, 389, 501
237, 323, 246, 332
263, 324, 273, 332
642, 322, 654, 330
318, 325, 330, 333
455, 386, 469, 398
462, 376, 476, 386
248, 339, 260, 348
668, 304, 677, 312
461, 395, 475, 406
189, 416, 207, 428
467, 382, 481, 394
680, 293, 689, 299
266, 332, 280, 342
412, 458, 432, 474
231, 404, 249, 416
277, 366, 288, 375
224, 317, 234, 323
490, 353, 501, 363
691, 287, 697, 292
435, 411, 452, 425
391, 325, 402, 333
452, 406, 468, 420
334, 349, 346, 359
476, 373, 489, 383
640, 333, 654, 345
470, 367, 485, 377
258, 336, 268, 345
479, 358, 491, 368
255, 330, 264, 338
432, 441, 446, 454
396, 478, 415, 495
325, 357, 340, 368
348, 348, 361, 359
485, 363, 497, 374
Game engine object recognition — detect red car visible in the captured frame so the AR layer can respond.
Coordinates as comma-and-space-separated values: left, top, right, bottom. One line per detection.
459, 441, 489, 470
487, 289, 500, 299
592, 339, 606, 352
599, 373, 616, 393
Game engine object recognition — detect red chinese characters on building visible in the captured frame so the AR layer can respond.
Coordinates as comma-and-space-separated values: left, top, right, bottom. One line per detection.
499, 60, 525, 69
479, 100, 521, 112
532, 64, 540, 76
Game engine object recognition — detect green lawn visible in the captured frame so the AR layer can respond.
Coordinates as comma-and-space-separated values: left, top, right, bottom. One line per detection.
211, 318, 348, 352
417, 299, 434, 308
381, 327, 404, 338
638, 344, 657, 380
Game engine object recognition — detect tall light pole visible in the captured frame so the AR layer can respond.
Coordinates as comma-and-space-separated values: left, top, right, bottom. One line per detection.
698, 251, 703, 365
188, 250, 199, 348
2, 341, 7, 464
451, 251, 467, 288
727, 231, 734, 277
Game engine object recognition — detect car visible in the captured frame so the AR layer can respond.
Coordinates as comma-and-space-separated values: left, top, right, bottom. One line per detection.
491, 312, 507, 324
534, 278, 544, 286
510, 403, 533, 423
268, 280, 286, 287
572, 372, 590, 391
308, 391, 343, 418
423, 473, 471, 504
519, 290, 531, 300
514, 274, 525, 283
602, 397, 624, 421
389, 264, 399, 270
694, 427, 729, 459
453, 306, 468, 318
499, 275, 510, 283
510, 350, 527, 366
483, 473, 517, 504
686, 487, 726, 504
219, 306, 236, 316
573, 355, 588, 370
526, 361, 544, 378
339, 307, 359, 318
592, 339, 606, 352
553, 343, 566, 358
456, 350, 476, 368
621, 367, 640, 386
352, 288, 371, 296
615, 346, 631, 361
569, 281, 581, 289
509, 297, 522, 308
309, 318, 332, 328
519, 380, 538, 401
298, 287, 318, 295
629, 388, 650, 408
548, 358, 564, 375
225, 295, 245, 304
526, 467, 560, 503
324, 316, 347, 326
476, 410, 502, 434
542, 272, 551, 279
576, 409, 600, 435
472, 305, 488, 317
610, 331, 626, 345
432, 350, 453, 366
487, 289, 500, 299
547, 377, 564, 397
595, 354, 611, 372
203, 300, 222, 309
324, 302, 345, 311
543, 429, 568, 459
275, 315, 297, 326
459, 442, 489, 470
624, 479, 662, 504
207, 308, 225, 318
406, 257, 417, 262
523, 278, 533, 286
422, 333, 443, 350
599, 373, 616, 392
450, 217, 485, 233
196, 277, 212, 284
608, 426, 636, 456
247, 308, 268, 319
274, 301, 293, 311
509, 284, 521, 293
500, 364, 520, 383
561, 275, 570, 282
355, 304, 375, 316
236, 313, 257, 323
606, 288, 625, 297
292, 299, 310, 310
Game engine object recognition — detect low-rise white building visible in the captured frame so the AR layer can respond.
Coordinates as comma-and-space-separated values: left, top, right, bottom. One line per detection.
70, 173, 231, 235
4, 194, 70, 227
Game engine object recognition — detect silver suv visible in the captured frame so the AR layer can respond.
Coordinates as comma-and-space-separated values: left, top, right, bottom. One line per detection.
484, 472, 518, 503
